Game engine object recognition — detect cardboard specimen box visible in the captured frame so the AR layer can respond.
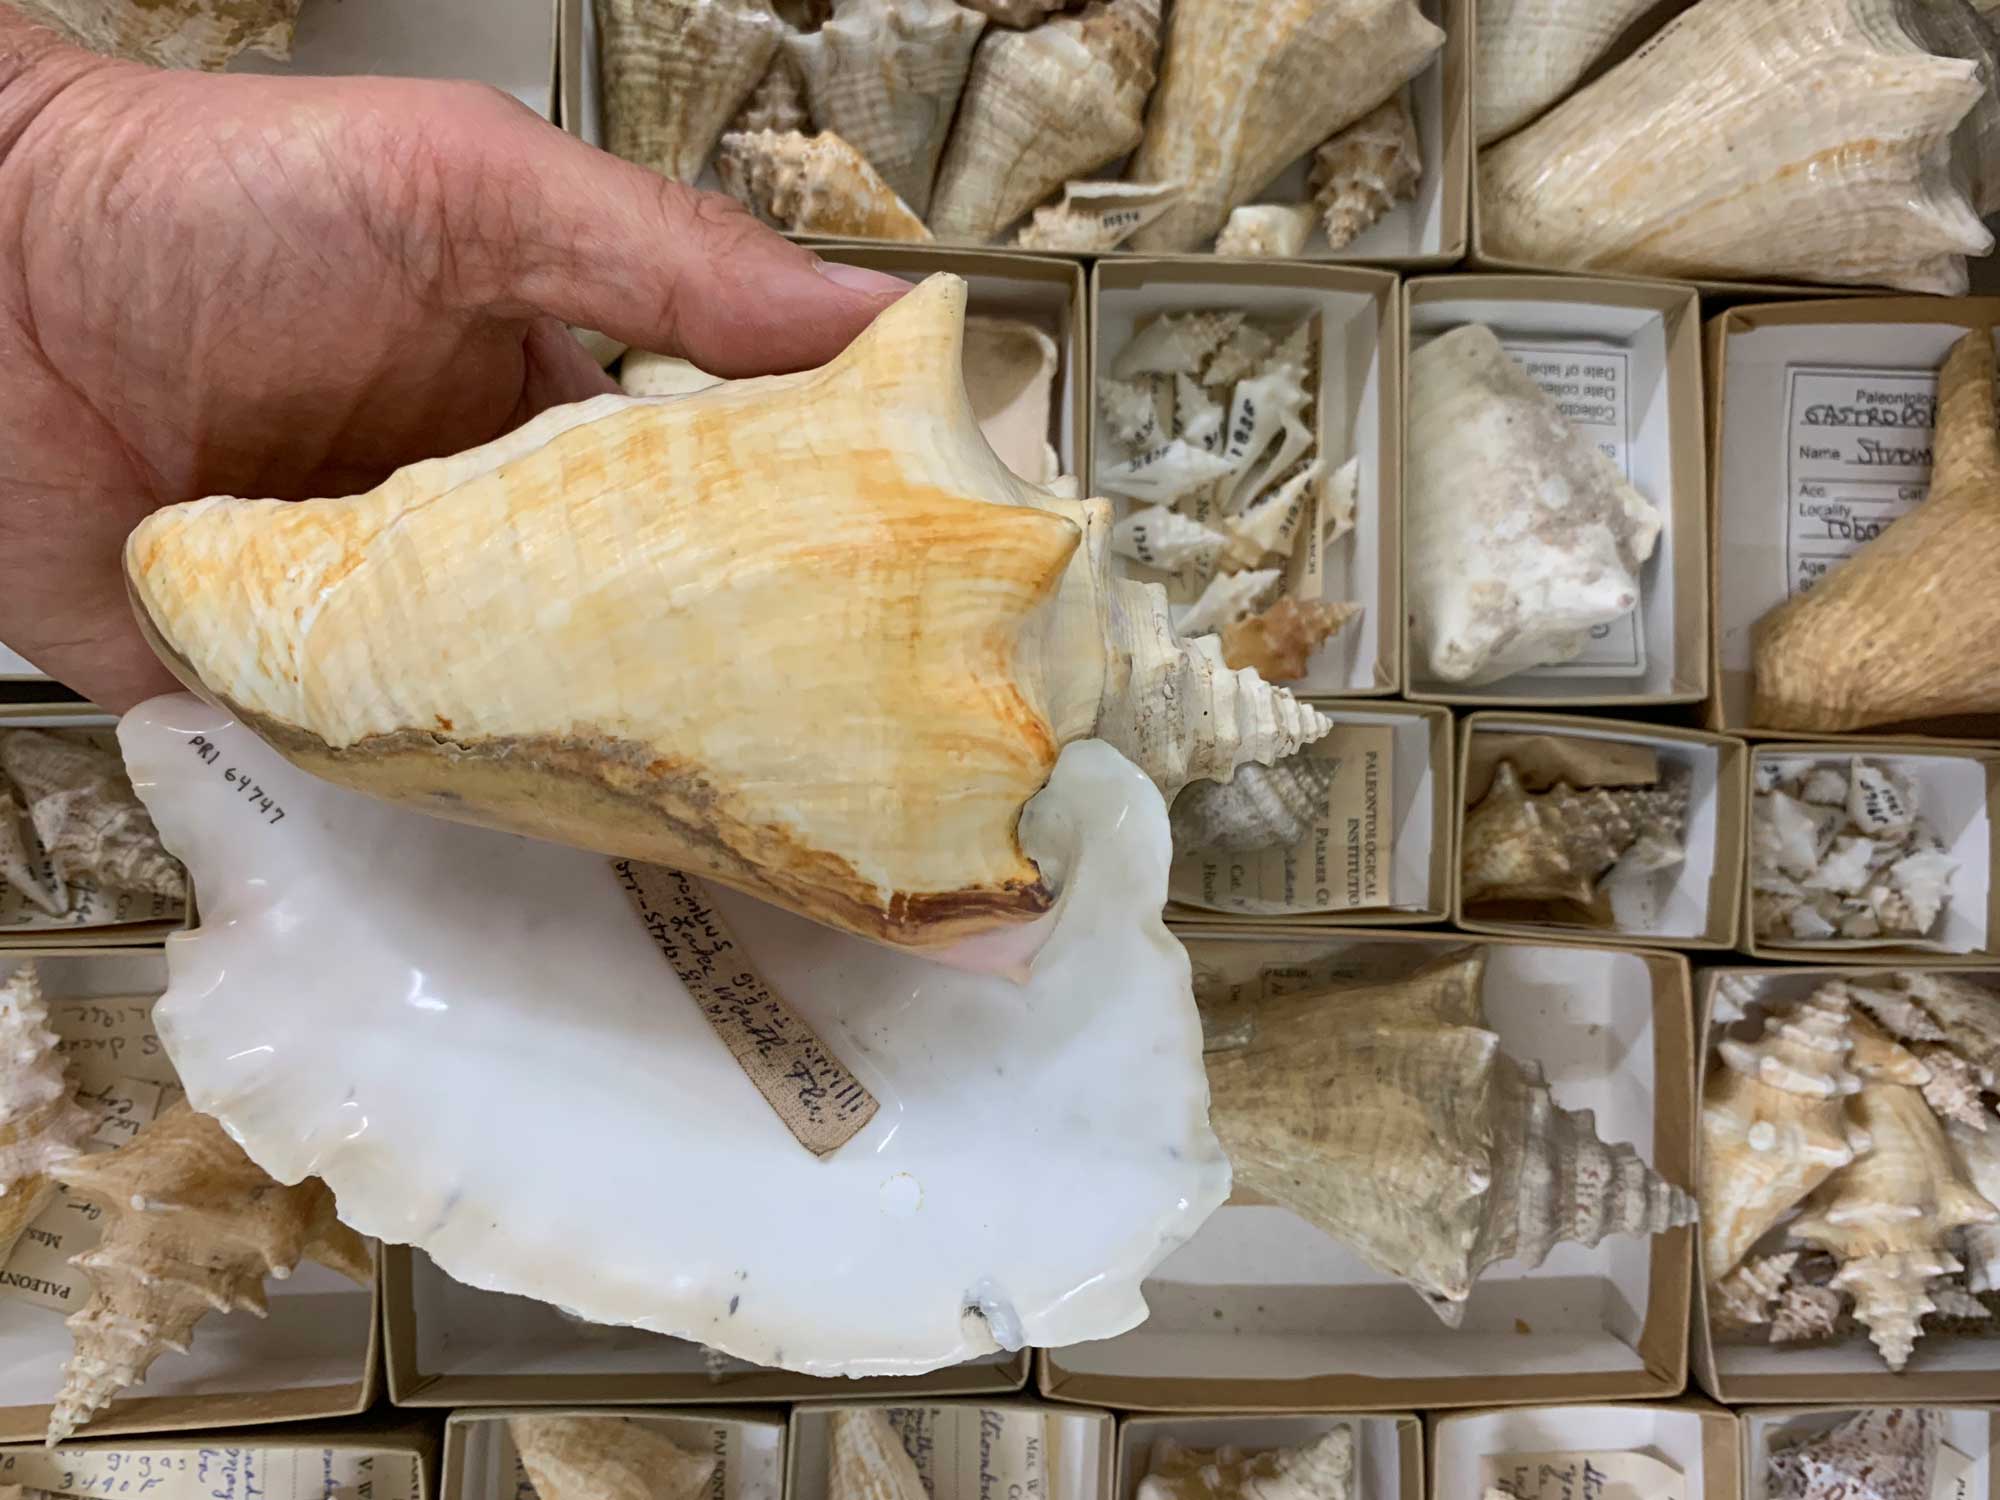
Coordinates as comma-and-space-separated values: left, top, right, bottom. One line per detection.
1165, 700, 1452, 926
787, 1401, 1110, 1500
1432, 1403, 1739, 1500
1742, 742, 2000, 965
0, 949, 378, 1444
383, 1245, 1029, 1407
1, 1422, 437, 1500
558, 0, 1467, 265
1403, 274, 1708, 707
1092, 259, 1401, 697
1117, 1414, 1420, 1500
444, 1408, 784, 1500
1706, 297, 2000, 739
1039, 928, 1695, 1412
1740, 1408, 1997, 1500
1695, 968, 2000, 1403
0, 704, 184, 949
1455, 713, 1748, 949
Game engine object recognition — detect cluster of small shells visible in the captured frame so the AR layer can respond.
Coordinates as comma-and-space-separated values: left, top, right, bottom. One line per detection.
1460, 758, 1688, 914
598, 0, 1436, 253
1138, 1428, 1355, 1500
1700, 972, 2000, 1372
1751, 759, 1960, 946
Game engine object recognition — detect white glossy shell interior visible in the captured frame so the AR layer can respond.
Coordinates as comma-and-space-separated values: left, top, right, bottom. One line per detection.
118, 694, 1230, 1375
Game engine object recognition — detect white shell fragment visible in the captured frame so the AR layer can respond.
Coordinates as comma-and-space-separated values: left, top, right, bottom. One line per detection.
962, 316, 1061, 485
1175, 568, 1282, 637
1323, 455, 1359, 544
1101, 440, 1237, 506
1214, 204, 1317, 259
1016, 180, 1185, 252
1112, 506, 1229, 575
1113, 311, 1246, 380
1099, 378, 1168, 450
118, 696, 1232, 1375
1407, 324, 1662, 684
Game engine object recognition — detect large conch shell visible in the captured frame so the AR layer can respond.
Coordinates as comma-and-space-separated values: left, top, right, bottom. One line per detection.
47, 1099, 371, 1443
1791, 1081, 2000, 1370
510, 1416, 717, 1500
1698, 986, 1867, 1284
1753, 326, 2000, 731
927, 0, 1162, 243
0, 964, 95, 1263
785, 0, 987, 216
1478, 0, 1993, 293
829, 1410, 927, 1500
118, 696, 1231, 1373
716, 129, 935, 241
11, 0, 300, 69
595, 0, 784, 182
124, 276, 1330, 957
1203, 948, 1694, 1324
1474, 0, 1658, 145
1769, 1408, 1941, 1500
1126, 0, 1442, 252
1460, 761, 1687, 907
1137, 1428, 1355, 1500
1407, 324, 1663, 684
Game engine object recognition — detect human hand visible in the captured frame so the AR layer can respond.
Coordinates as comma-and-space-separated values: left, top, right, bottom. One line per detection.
0, 15, 907, 710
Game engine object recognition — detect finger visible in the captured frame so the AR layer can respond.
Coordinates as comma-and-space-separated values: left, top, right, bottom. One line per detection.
519, 317, 619, 416
441, 95, 908, 378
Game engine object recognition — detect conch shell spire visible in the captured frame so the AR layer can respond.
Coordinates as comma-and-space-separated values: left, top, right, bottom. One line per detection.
0, 963, 96, 1263
124, 276, 1329, 956
46, 1101, 370, 1443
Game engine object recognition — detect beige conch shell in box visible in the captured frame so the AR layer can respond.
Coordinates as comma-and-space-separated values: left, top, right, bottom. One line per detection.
1459, 760, 1687, 908
1478, 0, 1993, 293
829, 1410, 928, 1500
1215, 204, 1318, 259
1473, 0, 1658, 145
47, 1100, 372, 1443
1698, 987, 1866, 1284
1169, 753, 1337, 855
1137, 1427, 1355, 1500
1754, 326, 2000, 731
716, 129, 935, 242
1204, 948, 1694, 1324
1126, 0, 1441, 252
510, 1416, 717, 1500
1792, 1081, 2000, 1370
595, 0, 785, 182
1015, 180, 1184, 252
1309, 93, 1422, 251
928, 0, 1162, 243
124, 275, 1331, 956
0, 963, 96, 1264
13, 0, 299, 70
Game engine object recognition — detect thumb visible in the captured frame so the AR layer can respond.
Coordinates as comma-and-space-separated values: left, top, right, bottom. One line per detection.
468, 106, 908, 378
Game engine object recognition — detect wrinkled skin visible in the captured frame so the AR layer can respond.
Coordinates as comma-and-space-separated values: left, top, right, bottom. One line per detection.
0, 14, 905, 709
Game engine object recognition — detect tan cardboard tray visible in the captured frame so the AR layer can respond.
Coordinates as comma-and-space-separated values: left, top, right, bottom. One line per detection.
0, 951, 377, 1444
787, 1401, 1112, 1500
1705, 298, 2000, 740
1431, 1400, 1738, 1500
383, 1243, 1029, 1407
1164, 699, 1453, 927
1, 1419, 438, 1500
1739, 1407, 1998, 1500
1454, 712, 1748, 950
1740, 741, 2000, 965
444, 1407, 785, 1500
559, 0, 1466, 266
1092, 259, 1403, 697
1694, 968, 2000, 1403
1402, 273, 1707, 707
1116, 1414, 1420, 1500
1039, 926, 1694, 1412
0, 705, 184, 949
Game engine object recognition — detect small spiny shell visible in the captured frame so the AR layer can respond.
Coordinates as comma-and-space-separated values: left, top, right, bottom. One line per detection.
716, 129, 934, 241
1169, 754, 1337, 854
1308, 93, 1421, 250
0, 964, 95, 1263
1897, 971, 2000, 1087
928, 0, 1162, 243
1016, 180, 1184, 252
829, 1409, 927, 1500
1138, 1427, 1355, 1500
510, 1416, 717, 1500
1768, 1408, 1940, 1500
10, 0, 299, 69
1220, 596, 1359, 682
1221, 460, 1324, 572
729, 53, 811, 136
1460, 761, 1688, 907
1101, 440, 1236, 507
1711, 1251, 1798, 1328
596, 0, 785, 182
1176, 568, 1281, 638
1770, 1281, 1844, 1343
1099, 377, 1169, 450
1214, 204, 1317, 259
1916, 1045, 1991, 1132
1111, 505, 1228, 575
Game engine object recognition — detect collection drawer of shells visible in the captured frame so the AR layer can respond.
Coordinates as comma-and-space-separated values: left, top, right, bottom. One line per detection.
1742, 1408, 1996, 1500
1402, 274, 1706, 705
1709, 298, 2000, 739
1694, 968, 2000, 1400
571, 0, 1467, 260
1164, 700, 1452, 926
0, 951, 377, 1444
1432, 1403, 1738, 1500
444, 1409, 784, 1500
1091, 261, 1400, 697
1115, 1416, 1416, 1500
1037, 930, 1695, 1411
1455, 714, 1747, 949
383, 1246, 1032, 1406
787, 1403, 1110, 1500
1471, 0, 2000, 294
2, 1430, 436, 1500
1746, 744, 1998, 964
